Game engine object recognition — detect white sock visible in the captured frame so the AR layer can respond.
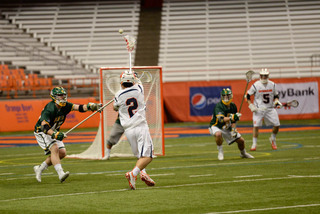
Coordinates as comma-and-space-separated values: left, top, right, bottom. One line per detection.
271, 133, 276, 141
54, 164, 64, 176
132, 166, 141, 177
142, 168, 146, 174
217, 145, 223, 153
39, 161, 48, 171
252, 137, 257, 147
241, 149, 246, 155
106, 148, 111, 158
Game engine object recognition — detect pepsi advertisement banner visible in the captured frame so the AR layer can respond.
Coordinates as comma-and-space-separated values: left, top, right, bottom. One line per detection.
190, 86, 231, 116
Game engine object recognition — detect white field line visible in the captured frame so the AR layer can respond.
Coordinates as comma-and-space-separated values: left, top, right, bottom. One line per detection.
0, 175, 319, 203
233, 175, 262, 178
206, 204, 320, 214
190, 174, 214, 178
0, 158, 295, 181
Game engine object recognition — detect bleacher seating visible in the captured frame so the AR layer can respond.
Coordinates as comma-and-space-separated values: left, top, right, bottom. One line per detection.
159, 0, 320, 81
1, 0, 140, 73
1, 0, 319, 86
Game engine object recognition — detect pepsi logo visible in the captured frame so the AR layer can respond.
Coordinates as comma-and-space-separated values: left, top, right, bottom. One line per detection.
191, 93, 207, 109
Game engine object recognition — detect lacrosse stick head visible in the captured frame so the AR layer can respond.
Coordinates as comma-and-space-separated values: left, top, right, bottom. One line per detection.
246, 70, 255, 83
124, 35, 136, 53
137, 70, 153, 83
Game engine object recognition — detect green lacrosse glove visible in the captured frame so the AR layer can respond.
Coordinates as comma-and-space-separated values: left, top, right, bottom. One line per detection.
51, 131, 66, 141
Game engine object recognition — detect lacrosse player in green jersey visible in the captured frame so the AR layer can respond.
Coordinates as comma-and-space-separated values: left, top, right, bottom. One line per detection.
33, 86, 101, 183
209, 88, 254, 161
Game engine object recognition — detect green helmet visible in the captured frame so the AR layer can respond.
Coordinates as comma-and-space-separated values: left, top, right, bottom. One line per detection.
50, 87, 67, 107
221, 88, 233, 105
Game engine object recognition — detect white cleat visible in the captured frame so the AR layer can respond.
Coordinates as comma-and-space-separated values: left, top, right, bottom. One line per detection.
140, 171, 155, 186
59, 171, 70, 183
218, 152, 224, 161
240, 153, 254, 159
33, 165, 42, 183
125, 171, 137, 190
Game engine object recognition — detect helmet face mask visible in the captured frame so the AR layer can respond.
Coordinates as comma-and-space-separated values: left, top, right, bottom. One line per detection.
221, 88, 233, 105
260, 68, 269, 84
50, 87, 67, 107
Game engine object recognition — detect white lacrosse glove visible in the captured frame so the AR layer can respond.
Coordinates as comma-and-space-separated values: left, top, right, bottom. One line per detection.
249, 103, 258, 112
273, 100, 283, 109
230, 128, 238, 138
87, 103, 102, 111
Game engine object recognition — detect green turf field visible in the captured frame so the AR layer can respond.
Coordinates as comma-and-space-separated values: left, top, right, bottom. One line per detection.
0, 122, 320, 213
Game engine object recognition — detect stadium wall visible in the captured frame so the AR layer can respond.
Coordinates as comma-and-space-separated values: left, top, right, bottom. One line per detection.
1, 77, 319, 132
163, 77, 320, 123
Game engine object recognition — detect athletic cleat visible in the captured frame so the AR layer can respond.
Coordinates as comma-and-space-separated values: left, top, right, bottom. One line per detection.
140, 171, 155, 186
33, 165, 42, 183
218, 152, 224, 161
125, 171, 137, 190
59, 171, 69, 183
269, 137, 277, 150
240, 153, 254, 159
250, 147, 256, 151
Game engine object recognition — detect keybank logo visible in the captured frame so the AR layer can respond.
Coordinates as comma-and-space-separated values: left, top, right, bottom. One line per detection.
191, 93, 206, 109
190, 86, 230, 116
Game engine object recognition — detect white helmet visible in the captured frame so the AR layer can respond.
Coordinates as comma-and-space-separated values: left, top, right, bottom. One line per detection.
120, 71, 135, 86
260, 68, 269, 84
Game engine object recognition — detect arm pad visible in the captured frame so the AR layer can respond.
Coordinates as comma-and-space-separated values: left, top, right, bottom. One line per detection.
246, 93, 251, 101
79, 104, 85, 112
41, 123, 50, 134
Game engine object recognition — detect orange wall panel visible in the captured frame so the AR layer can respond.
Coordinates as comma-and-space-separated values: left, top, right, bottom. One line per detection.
0, 98, 100, 132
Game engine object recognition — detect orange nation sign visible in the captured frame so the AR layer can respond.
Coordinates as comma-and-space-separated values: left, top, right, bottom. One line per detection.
0, 98, 100, 132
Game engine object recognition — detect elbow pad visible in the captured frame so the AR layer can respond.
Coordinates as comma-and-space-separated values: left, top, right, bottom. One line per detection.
41, 123, 51, 134
246, 93, 251, 101
218, 116, 224, 123
79, 104, 86, 112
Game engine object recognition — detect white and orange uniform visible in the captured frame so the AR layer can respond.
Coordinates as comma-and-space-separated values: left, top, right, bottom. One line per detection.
247, 80, 280, 127
113, 83, 153, 158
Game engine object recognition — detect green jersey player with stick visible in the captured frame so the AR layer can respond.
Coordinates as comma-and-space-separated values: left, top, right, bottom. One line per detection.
33, 86, 101, 183
209, 88, 254, 161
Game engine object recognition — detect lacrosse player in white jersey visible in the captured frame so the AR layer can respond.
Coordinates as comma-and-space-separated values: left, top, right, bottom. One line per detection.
246, 68, 282, 151
113, 71, 155, 190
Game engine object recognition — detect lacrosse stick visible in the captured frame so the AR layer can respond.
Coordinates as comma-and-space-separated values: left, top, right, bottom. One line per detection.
282, 100, 299, 108
239, 70, 255, 113
122, 34, 136, 72
65, 99, 114, 135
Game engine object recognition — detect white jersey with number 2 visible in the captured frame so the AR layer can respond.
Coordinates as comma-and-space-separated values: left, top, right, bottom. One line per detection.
114, 84, 146, 130
247, 80, 278, 109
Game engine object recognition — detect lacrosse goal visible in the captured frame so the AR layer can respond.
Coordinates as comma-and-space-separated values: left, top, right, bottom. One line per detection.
68, 66, 164, 159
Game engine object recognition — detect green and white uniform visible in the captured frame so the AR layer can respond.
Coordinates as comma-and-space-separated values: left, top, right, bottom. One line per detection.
34, 101, 74, 155
209, 101, 241, 144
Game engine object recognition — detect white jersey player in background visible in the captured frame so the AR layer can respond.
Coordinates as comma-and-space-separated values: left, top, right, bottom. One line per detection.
113, 71, 155, 190
246, 68, 282, 151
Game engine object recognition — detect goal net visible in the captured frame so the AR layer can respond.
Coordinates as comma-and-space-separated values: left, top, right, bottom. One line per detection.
68, 66, 164, 159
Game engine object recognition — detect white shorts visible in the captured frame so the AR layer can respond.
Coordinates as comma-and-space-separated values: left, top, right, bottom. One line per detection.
125, 123, 153, 158
253, 108, 280, 127
34, 132, 65, 155
209, 125, 241, 145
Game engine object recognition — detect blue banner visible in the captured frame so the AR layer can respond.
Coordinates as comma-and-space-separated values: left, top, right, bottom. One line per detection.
190, 86, 231, 116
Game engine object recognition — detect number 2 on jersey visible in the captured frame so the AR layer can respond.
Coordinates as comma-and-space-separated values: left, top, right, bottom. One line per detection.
126, 98, 138, 117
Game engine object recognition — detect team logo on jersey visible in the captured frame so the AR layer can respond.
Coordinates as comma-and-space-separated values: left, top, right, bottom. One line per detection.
191, 93, 206, 110
190, 86, 231, 116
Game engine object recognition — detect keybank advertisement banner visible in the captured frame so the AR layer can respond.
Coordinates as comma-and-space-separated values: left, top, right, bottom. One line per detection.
190, 86, 230, 116
276, 81, 319, 115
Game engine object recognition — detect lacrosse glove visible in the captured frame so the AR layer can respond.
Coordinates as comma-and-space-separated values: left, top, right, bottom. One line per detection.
249, 103, 258, 112
273, 100, 283, 109
87, 103, 102, 111
52, 131, 67, 141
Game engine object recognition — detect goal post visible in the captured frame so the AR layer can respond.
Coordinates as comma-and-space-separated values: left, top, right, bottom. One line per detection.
68, 66, 164, 160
